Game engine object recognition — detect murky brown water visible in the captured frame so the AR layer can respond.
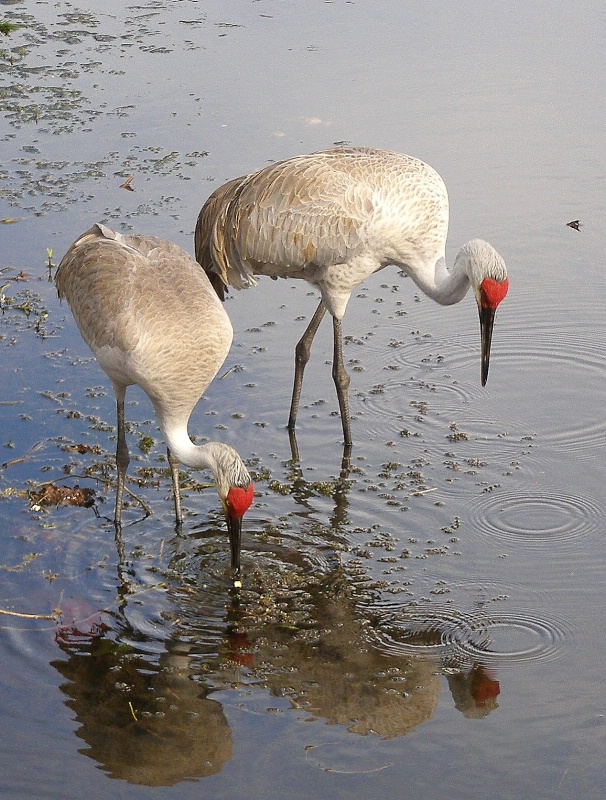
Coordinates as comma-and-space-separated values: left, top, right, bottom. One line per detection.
1, 2, 606, 798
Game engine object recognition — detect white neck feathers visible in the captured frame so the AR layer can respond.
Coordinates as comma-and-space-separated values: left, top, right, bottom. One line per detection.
411, 238, 506, 307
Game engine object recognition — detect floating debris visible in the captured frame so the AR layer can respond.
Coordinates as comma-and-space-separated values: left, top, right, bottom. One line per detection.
29, 483, 96, 510
0, 21, 20, 37
566, 219, 582, 231
61, 443, 103, 455
119, 174, 134, 191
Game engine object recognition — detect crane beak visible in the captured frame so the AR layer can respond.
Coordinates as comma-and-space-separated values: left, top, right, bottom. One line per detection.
226, 512, 243, 588
479, 305, 496, 386
223, 482, 254, 589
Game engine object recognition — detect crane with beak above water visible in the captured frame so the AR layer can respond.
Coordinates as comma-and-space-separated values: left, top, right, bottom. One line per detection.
195, 146, 509, 451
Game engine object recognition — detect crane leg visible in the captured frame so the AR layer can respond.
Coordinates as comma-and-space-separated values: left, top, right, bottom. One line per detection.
167, 447, 183, 526
114, 398, 129, 529
332, 317, 352, 447
288, 301, 327, 432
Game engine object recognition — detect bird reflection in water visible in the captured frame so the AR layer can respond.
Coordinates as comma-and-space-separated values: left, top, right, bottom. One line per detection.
50, 428, 498, 784
51, 556, 500, 786
52, 610, 233, 786
447, 665, 500, 718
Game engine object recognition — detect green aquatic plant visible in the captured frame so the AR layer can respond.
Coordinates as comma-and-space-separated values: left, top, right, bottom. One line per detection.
0, 21, 21, 37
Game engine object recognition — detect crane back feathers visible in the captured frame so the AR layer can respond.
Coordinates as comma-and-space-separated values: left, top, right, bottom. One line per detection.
56, 224, 234, 416
195, 147, 453, 309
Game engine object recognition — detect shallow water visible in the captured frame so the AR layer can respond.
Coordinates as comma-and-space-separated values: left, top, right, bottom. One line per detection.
1, 1, 606, 798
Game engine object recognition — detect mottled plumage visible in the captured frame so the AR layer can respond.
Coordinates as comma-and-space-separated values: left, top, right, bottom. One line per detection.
195, 147, 509, 447
56, 223, 254, 585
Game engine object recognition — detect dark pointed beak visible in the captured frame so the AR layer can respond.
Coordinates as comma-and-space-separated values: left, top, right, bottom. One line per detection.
479, 305, 496, 387
227, 513, 243, 587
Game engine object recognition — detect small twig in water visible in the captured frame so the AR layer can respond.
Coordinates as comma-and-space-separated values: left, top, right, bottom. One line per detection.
0, 608, 58, 620
2, 440, 47, 469
123, 485, 153, 517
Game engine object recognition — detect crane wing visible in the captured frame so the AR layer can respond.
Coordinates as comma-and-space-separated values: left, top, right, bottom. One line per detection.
58, 225, 228, 357
197, 150, 376, 295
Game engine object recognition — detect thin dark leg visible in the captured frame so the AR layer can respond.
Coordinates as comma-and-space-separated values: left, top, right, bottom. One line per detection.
114, 397, 129, 529
340, 443, 352, 473
288, 428, 301, 463
288, 300, 327, 433
332, 317, 352, 447
167, 447, 183, 526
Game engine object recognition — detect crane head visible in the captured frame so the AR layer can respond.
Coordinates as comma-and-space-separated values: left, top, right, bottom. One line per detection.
478, 276, 509, 386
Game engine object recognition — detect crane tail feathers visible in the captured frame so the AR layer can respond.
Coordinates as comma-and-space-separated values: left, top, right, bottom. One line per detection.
208, 270, 227, 301
195, 175, 259, 297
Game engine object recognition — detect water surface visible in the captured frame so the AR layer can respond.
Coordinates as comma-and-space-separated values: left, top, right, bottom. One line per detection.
1, 2, 606, 798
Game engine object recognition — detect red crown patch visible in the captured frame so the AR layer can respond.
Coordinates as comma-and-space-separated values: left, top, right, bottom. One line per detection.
227, 484, 254, 517
480, 277, 509, 309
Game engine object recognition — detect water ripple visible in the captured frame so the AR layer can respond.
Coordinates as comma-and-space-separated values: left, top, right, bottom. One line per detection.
465, 488, 605, 545
367, 605, 472, 658
448, 328, 606, 457
358, 376, 475, 423
364, 602, 571, 669
446, 610, 568, 667
356, 320, 606, 464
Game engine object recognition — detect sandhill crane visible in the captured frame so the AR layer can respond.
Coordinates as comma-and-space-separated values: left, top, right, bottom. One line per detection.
195, 146, 509, 448
56, 223, 254, 586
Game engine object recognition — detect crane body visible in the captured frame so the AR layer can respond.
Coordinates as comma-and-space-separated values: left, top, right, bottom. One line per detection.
57, 223, 254, 585
195, 147, 509, 447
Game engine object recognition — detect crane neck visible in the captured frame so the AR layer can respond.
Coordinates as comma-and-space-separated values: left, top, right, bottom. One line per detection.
417, 254, 471, 306
408, 239, 506, 308
162, 420, 224, 474
160, 419, 252, 497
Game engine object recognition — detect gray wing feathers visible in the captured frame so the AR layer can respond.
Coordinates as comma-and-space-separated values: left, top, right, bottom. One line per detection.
198, 154, 373, 292
57, 225, 230, 356
195, 147, 450, 295
195, 177, 247, 298
233, 158, 372, 270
